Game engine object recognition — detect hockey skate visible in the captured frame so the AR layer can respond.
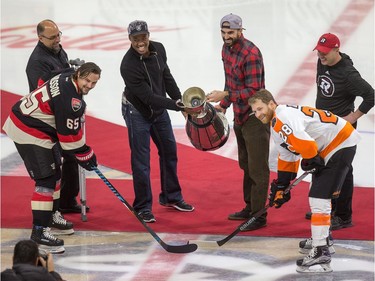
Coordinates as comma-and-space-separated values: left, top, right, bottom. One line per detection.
299, 236, 335, 254
49, 210, 74, 235
31, 226, 65, 254
296, 245, 332, 273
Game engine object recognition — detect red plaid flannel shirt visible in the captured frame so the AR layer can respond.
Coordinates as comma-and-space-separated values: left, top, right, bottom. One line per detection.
220, 35, 265, 125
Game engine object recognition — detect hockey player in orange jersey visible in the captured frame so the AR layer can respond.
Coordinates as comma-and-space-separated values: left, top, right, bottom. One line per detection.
248, 89, 361, 273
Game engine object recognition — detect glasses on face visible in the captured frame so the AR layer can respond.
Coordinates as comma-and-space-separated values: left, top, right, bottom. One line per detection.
40, 31, 62, 41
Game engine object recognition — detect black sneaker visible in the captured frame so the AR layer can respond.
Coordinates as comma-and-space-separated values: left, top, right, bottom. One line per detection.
331, 216, 353, 230
160, 200, 194, 212
31, 226, 65, 254
228, 208, 250, 220
240, 219, 267, 231
49, 211, 74, 235
138, 211, 156, 223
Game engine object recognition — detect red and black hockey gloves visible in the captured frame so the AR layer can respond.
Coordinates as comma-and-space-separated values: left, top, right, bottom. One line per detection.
75, 146, 97, 171
301, 154, 324, 174
269, 179, 290, 208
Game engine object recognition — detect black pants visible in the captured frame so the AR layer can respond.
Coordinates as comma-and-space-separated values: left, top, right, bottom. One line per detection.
309, 146, 356, 205
59, 154, 80, 208
331, 148, 356, 221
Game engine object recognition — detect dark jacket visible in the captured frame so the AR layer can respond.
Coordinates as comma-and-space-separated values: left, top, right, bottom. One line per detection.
120, 40, 183, 120
26, 41, 71, 92
316, 52, 374, 119
1, 264, 63, 281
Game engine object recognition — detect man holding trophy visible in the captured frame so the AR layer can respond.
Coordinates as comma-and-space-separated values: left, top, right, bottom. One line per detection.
120, 20, 195, 223
206, 14, 270, 231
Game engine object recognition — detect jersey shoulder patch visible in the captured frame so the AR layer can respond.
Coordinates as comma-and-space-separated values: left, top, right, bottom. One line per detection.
71, 98, 82, 112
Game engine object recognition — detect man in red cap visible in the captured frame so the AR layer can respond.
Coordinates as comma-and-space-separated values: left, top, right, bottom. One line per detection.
302, 33, 374, 233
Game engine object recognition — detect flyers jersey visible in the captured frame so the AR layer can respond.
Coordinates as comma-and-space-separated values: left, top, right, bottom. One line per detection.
272, 105, 361, 174
3, 71, 87, 154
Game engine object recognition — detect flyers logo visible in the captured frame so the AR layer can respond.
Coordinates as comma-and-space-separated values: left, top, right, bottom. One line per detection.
71, 98, 82, 112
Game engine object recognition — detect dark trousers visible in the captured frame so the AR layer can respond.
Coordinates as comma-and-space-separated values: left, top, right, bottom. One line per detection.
331, 148, 356, 221
122, 103, 183, 213
234, 114, 270, 222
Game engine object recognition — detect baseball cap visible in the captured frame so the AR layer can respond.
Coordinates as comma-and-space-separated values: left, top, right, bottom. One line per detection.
313, 33, 340, 53
128, 20, 149, 36
220, 13, 244, 29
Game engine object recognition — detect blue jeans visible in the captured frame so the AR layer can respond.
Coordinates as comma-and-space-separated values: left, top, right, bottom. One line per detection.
122, 102, 183, 213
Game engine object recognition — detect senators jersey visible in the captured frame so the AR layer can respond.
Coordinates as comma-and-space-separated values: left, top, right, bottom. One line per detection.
272, 105, 361, 174
3, 71, 87, 154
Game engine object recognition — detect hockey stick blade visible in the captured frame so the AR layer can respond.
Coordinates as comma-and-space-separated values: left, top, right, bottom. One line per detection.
93, 167, 198, 254
216, 170, 312, 247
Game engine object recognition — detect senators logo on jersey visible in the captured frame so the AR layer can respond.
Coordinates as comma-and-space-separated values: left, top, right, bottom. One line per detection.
71, 98, 82, 112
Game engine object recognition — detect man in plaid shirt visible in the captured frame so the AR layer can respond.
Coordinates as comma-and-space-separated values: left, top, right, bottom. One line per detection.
207, 13, 270, 231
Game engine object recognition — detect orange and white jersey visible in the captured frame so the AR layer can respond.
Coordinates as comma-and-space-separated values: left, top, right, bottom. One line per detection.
272, 105, 361, 174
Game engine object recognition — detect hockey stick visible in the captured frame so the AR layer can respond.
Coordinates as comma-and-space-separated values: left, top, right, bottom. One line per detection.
191, 170, 312, 248
92, 166, 198, 254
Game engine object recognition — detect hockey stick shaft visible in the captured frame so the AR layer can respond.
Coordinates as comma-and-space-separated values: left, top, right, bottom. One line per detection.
217, 170, 312, 246
92, 166, 198, 254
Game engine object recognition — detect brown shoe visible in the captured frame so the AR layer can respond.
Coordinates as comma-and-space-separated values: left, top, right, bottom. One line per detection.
228, 209, 250, 220
241, 220, 267, 231
331, 216, 353, 230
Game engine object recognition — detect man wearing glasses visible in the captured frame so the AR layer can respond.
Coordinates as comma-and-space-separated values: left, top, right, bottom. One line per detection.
26, 20, 66, 91
25, 20, 88, 237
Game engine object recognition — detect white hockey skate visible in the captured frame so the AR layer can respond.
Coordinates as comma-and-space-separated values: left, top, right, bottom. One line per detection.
49, 210, 74, 235
296, 245, 332, 273
299, 237, 335, 254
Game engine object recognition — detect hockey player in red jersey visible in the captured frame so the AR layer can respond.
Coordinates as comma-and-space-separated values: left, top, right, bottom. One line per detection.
3, 62, 101, 254
249, 89, 360, 273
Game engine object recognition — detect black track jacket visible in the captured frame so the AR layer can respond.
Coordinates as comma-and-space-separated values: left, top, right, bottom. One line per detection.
316, 52, 374, 119
120, 41, 183, 120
